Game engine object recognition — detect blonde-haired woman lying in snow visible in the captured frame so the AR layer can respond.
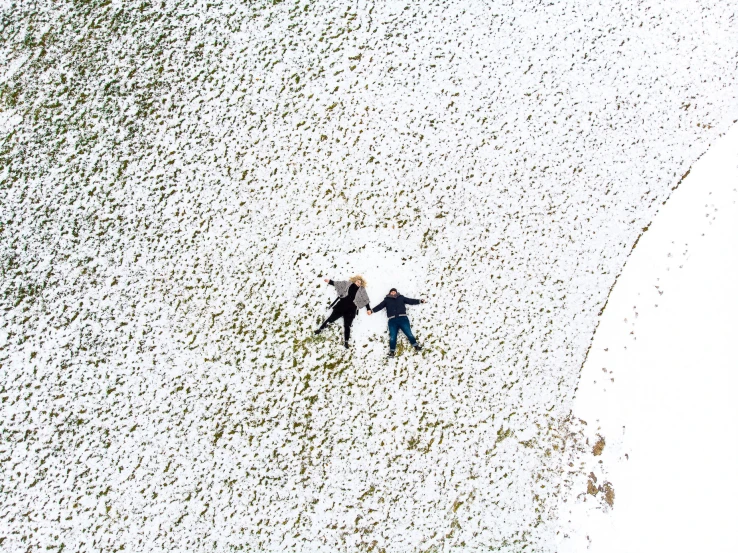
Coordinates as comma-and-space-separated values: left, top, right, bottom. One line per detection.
314, 275, 371, 348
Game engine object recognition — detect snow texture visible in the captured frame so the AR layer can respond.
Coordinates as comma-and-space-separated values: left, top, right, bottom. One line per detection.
559, 123, 738, 553
0, 0, 736, 551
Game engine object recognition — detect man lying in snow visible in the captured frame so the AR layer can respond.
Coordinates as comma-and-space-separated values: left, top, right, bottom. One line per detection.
368, 288, 426, 357
314, 275, 371, 348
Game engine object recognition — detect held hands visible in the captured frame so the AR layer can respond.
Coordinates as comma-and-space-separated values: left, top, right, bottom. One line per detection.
366, 310, 372, 315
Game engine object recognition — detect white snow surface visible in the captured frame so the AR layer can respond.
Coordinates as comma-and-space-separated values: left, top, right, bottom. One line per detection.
560, 124, 738, 552
0, 1, 736, 551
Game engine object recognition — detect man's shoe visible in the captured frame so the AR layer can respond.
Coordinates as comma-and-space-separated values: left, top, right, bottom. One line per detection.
388, 350, 395, 358
413, 344, 423, 351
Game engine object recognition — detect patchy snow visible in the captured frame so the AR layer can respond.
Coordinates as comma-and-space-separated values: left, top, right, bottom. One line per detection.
560, 123, 738, 552
0, 0, 737, 551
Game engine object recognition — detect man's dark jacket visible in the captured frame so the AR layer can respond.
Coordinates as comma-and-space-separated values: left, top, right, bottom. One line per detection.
371, 294, 421, 319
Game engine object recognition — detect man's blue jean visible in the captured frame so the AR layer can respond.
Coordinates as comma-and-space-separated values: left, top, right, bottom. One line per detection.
388, 316, 417, 351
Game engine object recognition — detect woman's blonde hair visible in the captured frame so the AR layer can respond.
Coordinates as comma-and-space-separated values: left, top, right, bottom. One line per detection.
349, 275, 367, 287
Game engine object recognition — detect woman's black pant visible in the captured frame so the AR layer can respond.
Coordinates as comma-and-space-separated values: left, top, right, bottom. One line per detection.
320, 307, 356, 341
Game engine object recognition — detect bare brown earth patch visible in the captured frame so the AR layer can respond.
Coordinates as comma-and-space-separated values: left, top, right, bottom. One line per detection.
592, 435, 606, 456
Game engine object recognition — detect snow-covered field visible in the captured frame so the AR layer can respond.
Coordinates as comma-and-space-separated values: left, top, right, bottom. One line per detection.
0, 1, 736, 551
561, 123, 738, 553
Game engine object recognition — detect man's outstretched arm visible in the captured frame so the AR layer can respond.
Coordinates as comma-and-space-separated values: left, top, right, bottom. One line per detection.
371, 300, 387, 313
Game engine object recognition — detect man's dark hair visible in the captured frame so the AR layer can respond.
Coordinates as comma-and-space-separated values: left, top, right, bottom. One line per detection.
389, 288, 398, 293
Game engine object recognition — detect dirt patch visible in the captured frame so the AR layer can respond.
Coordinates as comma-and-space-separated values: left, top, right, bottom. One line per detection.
587, 480, 599, 496
592, 435, 605, 456
601, 482, 615, 507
